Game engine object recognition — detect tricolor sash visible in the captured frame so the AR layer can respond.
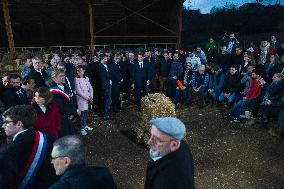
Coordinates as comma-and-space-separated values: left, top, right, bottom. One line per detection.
18, 131, 48, 189
50, 87, 70, 101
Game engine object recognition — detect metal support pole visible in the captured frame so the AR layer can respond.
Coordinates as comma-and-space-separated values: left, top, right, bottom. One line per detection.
177, 0, 183, 49
89, 0, 95, 59
2, 0, 16, 64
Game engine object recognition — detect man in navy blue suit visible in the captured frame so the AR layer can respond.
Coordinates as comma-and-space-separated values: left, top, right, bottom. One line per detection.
109, 54, 123, 112
131, 53, 150, 111
99, 55, 112, 120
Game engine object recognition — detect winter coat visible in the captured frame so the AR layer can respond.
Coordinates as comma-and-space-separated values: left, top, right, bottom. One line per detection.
191, 71, 209, 89
75, 77, 93, 111
49, 164, 117, 189
245, 79, 262, 100
223, 73, 240, 93
33, 100, 61, 139
144, 141, 195, 189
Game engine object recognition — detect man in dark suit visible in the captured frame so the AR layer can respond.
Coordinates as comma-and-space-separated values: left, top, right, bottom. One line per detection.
123, 52, 135, 106
131, 53, 150, 111
0, 105, 57, 189
2, 74, 29, 110
28, 56, 48, 88
49, 135, 117, 189
109, 54, 123, 112
99, 55, 112, 120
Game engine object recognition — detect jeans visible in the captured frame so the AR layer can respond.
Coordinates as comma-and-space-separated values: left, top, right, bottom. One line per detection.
80, 110, 88, 129
219, 92, 236, 104
103, 88, 112, 117
175, 87, 189, 105
230, 99, 255, 119
189, 87, 206, 106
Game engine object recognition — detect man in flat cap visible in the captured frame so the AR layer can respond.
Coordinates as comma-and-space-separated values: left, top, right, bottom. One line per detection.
144, 117, 195, 189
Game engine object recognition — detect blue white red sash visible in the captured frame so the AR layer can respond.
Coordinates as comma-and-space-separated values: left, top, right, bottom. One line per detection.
18, 131, 48, 189
50, 87, 70, 101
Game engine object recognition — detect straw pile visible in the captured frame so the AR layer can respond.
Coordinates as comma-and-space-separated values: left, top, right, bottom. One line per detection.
134, 93, 176, 144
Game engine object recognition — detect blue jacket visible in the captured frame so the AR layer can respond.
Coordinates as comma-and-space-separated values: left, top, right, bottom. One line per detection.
169, 60, 183, 79
191, 71, 209, 89
208, 71, 225, 90
262, 80, 284, 106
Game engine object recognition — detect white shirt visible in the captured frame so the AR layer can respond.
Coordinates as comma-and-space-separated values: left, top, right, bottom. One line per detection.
13, 129, 28, 141
39, 105, 47, 113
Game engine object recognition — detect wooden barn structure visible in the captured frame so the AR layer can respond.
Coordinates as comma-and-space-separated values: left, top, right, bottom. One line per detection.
0, 0, 184, 63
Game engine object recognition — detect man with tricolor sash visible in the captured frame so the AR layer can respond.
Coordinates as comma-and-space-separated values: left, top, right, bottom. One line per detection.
0, 105, 57, 189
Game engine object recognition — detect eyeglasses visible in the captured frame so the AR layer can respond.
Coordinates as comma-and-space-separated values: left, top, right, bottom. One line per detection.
3, 120, 16, 125
148, 135, 174, 144
50, 155, 65, 161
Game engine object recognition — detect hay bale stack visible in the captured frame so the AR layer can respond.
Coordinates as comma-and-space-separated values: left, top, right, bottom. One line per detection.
134, 93, 176, 144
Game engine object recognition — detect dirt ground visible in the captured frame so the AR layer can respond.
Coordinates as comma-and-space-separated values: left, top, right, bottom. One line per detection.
84, 104, 284, 189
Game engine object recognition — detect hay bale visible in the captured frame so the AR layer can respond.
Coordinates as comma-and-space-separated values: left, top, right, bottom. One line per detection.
134, 93, 176, 144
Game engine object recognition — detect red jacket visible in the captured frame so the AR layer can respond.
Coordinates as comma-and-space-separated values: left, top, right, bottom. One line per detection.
33, 100, 61, 139
245, 79, 262, 100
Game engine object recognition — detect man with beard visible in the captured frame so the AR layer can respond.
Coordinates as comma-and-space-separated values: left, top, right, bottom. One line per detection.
2, 74, 29, 110
145, 117, 195, 189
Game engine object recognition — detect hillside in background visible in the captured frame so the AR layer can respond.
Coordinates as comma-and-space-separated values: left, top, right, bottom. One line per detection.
182, 3, 284, 47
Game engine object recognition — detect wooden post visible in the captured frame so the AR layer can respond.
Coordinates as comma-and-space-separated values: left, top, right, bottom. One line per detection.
177, 0, 183, 49
89, 0, 95, 59
2, 0, 16, 64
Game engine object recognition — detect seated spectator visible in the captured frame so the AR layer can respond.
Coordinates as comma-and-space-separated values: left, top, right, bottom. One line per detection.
185, 50, 201, 71
189, 65, 209, 108
207, 65, 225, 105
167, 52, 183, 101
239, 64, 254, 100
258, 73, 284, 130
49, 135, 117, 189
216, 45, 231, 72
231, 47, 243, 69
32, 87, 62, 139
219, 65, 240, 105
224, 33, 239, 55
175, 63, 193, 107
264, 54, 278, 83
0, 105, 57, 189
204, 37, 218, 63
228, 69, 263, 122
195, 46, 207, 65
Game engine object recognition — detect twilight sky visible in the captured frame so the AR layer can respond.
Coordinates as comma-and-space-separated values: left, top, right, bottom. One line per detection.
183, 0, 283, 14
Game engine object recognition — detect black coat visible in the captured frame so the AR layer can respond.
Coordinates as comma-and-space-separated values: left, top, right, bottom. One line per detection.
99, 63, 112, 91
144, 141, 195, 189
0, 129, 57, 189
132, 61, 150, 87
2, 86, 29, 110
49, 83, 77, 136
28, 67, 48, 88
49, 164, 117, 189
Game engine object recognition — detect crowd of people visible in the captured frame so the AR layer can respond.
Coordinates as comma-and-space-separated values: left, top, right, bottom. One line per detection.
0, 32, 283, 188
